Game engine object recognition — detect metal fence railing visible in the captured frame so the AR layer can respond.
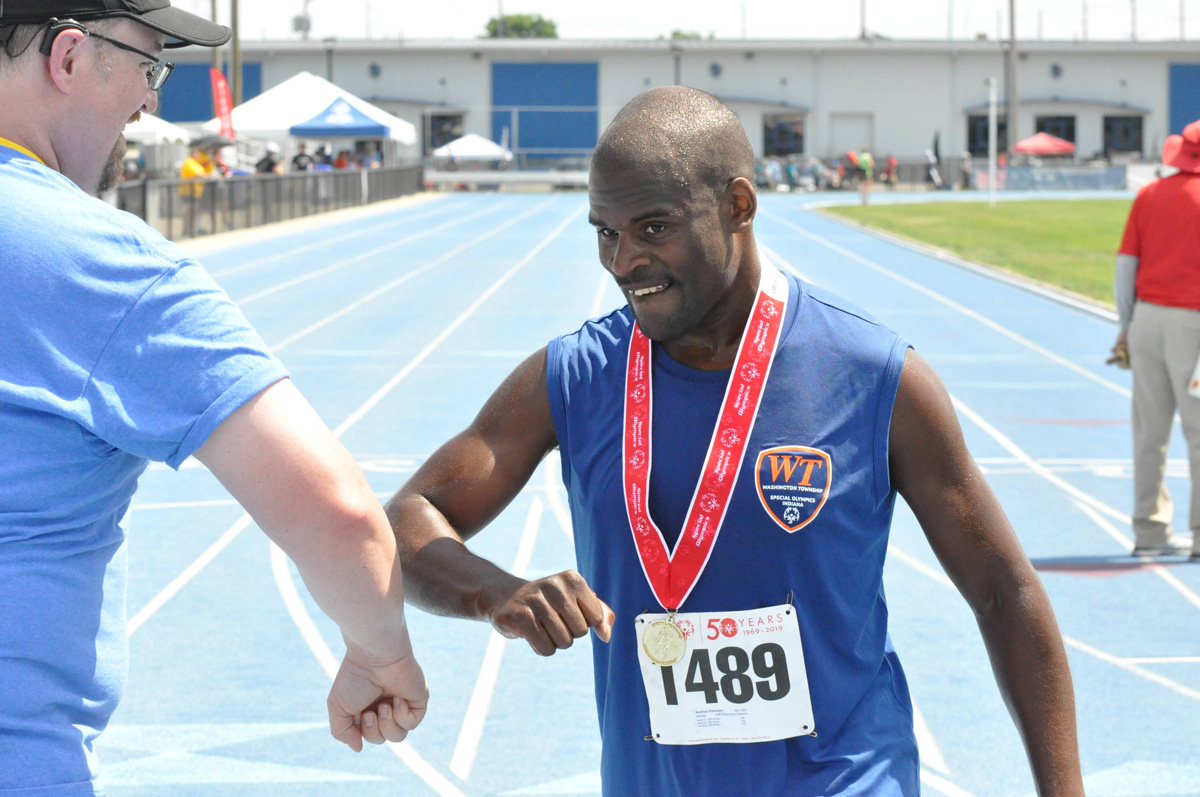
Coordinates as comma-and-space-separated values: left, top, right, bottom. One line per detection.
113, 165, 424, 241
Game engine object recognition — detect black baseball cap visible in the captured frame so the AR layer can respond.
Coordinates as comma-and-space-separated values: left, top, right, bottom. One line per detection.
0, 0, 230, 47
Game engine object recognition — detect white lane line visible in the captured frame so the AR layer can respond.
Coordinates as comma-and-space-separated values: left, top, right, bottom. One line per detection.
1062, 636, 1200, 701
949, 398, 1133, 529
912, 697, 950, 774
888, 543, 955, 590
450, 496, 544, 781
266, 212, 581, 789
127, 498, 240, 510
128, 202, 573, 635
1121, 656, 1200, 664
588, 272, 613, 318
273, 198, 560, 354
757, 242, 811, 283
543, 451, 574, 544
1069, 499, 1135, 551
332, 205, 585, 437
269, 543, 466, 797
952, 404, 1200, 614
209, 200, 461, 279
907, 395, 1200, 698
759, 209, 1131, 399
127, 514, 255, 635
234, 201, 510, 305
920, 769, 979, 797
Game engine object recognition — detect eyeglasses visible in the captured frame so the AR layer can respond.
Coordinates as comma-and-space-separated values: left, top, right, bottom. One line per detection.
37, 18, 172, 91
83, 27, 175, 91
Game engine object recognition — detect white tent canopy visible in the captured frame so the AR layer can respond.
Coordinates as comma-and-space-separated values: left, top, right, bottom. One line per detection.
432, 133, 513, 162
202, 71, 417, 151
124, 113, 191, 145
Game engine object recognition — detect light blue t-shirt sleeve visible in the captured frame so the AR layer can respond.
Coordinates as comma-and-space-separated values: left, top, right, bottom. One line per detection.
82, 259, 288, 468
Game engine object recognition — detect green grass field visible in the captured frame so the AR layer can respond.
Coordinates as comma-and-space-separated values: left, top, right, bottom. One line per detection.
824, 198, 1132, 306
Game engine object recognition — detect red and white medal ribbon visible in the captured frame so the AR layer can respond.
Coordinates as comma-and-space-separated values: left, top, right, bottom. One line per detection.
623, 259, 790, 611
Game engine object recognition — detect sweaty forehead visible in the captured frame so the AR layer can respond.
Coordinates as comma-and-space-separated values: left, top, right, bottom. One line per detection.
588, 165, 707, 225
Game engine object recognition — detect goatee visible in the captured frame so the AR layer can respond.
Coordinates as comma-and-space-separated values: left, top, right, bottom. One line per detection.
97, 136, 125, 194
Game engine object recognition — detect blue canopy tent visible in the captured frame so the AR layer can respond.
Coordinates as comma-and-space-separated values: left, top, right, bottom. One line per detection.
289, 99, 389, 139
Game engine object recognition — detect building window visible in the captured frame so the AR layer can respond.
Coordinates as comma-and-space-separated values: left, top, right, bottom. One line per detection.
1103, 115, 1143, 155
764, 114, 805, 157
1035, 115, 1076, 142
966, 115, 1007, 156
423, 114, 463, 156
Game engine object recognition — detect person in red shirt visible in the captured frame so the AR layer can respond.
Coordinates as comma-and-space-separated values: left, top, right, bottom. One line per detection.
1111, 119, 1200, 560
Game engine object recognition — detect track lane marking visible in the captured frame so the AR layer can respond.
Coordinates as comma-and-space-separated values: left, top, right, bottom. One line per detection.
758, 209, 1131, 398
332, 205, 585, 437
274, 199, 561, 355
450, 495, 544, 781
263, 206, 585, 792
209, 198, 462, 279
269, 542, 466, 797
128, 201, 571, 640
234, 200, 514, 305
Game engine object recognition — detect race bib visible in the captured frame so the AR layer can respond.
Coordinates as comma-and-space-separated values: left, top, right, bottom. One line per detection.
635, 603, 814, 745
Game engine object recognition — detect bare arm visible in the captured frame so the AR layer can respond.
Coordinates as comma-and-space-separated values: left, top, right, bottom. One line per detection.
889, 350, 1083, 796
194, 378, 427, 751
385, 348, 614, 653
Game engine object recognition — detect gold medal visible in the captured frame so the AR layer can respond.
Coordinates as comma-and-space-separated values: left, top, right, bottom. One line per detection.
641, 618, 687, 666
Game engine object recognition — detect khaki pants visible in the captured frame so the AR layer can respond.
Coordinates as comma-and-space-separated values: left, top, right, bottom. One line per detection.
1128, 300, 1200, 552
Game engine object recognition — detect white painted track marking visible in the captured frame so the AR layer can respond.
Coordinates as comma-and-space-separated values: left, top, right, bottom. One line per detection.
273, 199, 561, 354
209, 199, 459, 279
912, 698, 950, 774
543, 450, 575, 544
920, 768, 980, 797
588, 272, 612, 318
128, 201, 569, 640
450, 496, 544, 781
234, 201, 511, 305
890, 395, 1200, 702
759, 209, 1131, 398
267, 208, 583, 792
332, 206, 585, 437
269, 542, 467, 797
127, 514, 254, 635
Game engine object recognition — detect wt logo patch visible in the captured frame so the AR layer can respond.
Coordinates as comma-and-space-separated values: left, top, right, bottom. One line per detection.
755, 446, 832, 533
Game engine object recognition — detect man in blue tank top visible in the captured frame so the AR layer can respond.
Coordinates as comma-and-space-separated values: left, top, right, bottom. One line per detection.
384, 87, 1083, 796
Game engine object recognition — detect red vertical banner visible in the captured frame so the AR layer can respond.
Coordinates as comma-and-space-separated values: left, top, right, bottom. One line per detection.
210, 67, 235, 141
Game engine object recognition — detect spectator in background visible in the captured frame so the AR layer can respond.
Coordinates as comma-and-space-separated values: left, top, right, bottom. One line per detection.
959, 151, 973, 190
179, 142, 216, 236
1110, 119, 1200, 561
924, 149, 943, 189
882, 153, 898, 188
255, 141, 283, 175
315, 145, 333, 167
858, 148, 874, 205
335, 150, 351, 169
292, 142, 315, 171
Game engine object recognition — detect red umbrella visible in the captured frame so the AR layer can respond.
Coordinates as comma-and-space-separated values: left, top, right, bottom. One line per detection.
1013, 132, 1075, 156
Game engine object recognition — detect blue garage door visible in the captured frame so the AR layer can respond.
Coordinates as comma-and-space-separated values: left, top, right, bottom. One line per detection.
158, 62, 262, 123
491, 62, 598, 160
1169, 64, 1200, 134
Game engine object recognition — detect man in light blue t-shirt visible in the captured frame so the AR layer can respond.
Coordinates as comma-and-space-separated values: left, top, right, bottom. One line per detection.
0, 2, 427, 793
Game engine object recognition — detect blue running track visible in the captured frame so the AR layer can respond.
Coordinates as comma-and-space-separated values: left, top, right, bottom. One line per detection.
95, 190, 1200, 797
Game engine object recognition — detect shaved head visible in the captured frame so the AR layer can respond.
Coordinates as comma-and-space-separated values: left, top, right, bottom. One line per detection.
591, 86, 754, 203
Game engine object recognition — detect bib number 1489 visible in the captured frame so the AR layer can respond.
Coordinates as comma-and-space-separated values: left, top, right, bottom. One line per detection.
635, 605, 813, 744
660, 642, 791, 705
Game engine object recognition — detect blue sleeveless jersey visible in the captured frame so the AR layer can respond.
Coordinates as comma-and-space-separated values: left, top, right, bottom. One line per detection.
546, 273, 918, 796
